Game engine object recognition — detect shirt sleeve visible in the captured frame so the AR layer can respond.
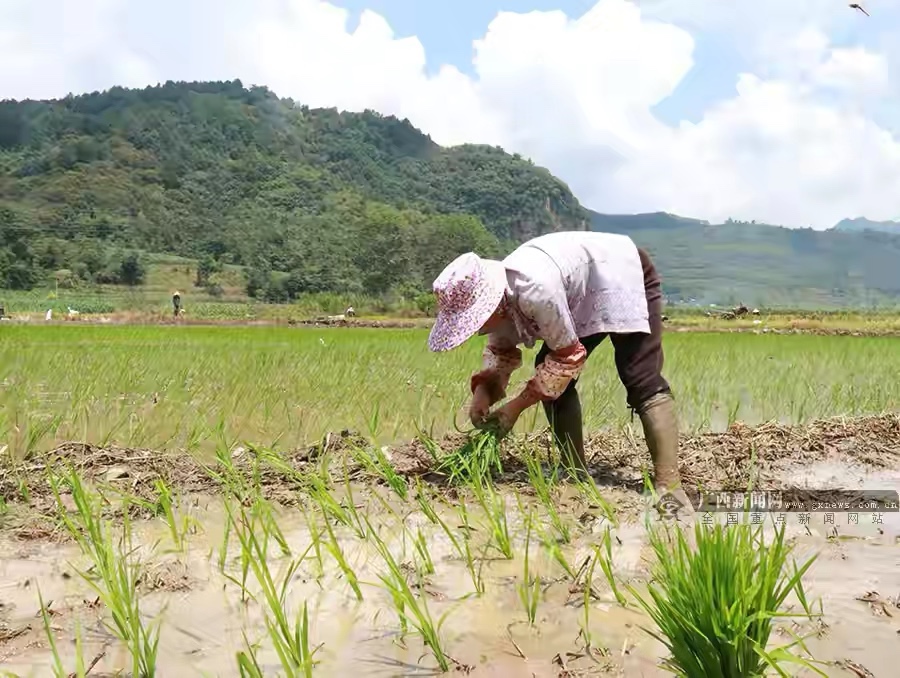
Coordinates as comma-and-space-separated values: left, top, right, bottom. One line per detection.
470, 330, 522, 402
514, 274, 587, 401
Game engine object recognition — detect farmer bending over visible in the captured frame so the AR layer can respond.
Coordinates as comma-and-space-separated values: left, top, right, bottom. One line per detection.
428, 231, 689, 507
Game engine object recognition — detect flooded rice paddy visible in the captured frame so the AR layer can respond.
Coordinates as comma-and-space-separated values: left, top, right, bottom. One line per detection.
0, 418, 898, 677
1, 325, 899, 676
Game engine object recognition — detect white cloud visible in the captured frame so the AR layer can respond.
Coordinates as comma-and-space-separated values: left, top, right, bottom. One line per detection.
2, 0, 900, 228
610, 74, 900, 227
764, 28, 889, 96
815, 46, 889, 94
0, 0, 158, 99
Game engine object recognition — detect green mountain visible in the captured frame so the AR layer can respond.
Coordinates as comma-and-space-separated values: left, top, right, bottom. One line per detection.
833, 217, 900, 236
1, 79, 899, 309
589, 211, 900, 307
0, 80, 587, 299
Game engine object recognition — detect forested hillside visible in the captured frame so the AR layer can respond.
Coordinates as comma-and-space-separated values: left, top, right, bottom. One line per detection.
591, 212, 900, 307
0, 80, 587, 299
2, 79, 900, 309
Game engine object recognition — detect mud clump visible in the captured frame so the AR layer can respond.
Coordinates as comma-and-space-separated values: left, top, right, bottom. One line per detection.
0, 442, 211, 515
678, 414, 900, 488
0, 413, 898, 529
137, 560, 195, 593
587, 412, 900, 491
303, 428, 371, 459
388, 431, 471, 478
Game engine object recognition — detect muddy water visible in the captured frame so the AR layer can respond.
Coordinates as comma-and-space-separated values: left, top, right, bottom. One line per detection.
776, 461, 900, 677
0, 477, 897, 677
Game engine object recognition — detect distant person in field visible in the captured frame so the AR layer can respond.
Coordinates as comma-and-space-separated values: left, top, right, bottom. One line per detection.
428, 231, 690, 510
172, 291, 181, 317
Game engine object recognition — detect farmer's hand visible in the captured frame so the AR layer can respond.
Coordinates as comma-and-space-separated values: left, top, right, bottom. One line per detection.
480, 402, 520, 438
469, 385, 492, 426
478, 388, 541, 437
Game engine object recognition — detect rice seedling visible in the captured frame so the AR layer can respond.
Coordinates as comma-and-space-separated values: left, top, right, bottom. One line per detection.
567, 468, 618, 527
15, 476, 29, 503
365, 518, 454, 672
414, 479, 442, 525
255, 445, 308, 490
235, 630, 266, 678
411, 525, 436, 577
320, 512, 364, 601
36, 599, 97, 678
628, 518, 827, 678
522, 450, 571, 543
153, 477, 194, 553
251, 488, 292, 558
469, 476, 513, 559
218, 513, 232, 573
539, 526, 576, 580
351, 444, 409, 500
579, 548, 599, 649
413, 424, 444, 463
225, 497, 322, 677
236, 601, 316, 678
512, 486, 570, 582
206, 445, 261, 504
36, 596, 103, 678
367, 483, 406, 527
303, 464, 366, 539
434, 429, 503, 486
232, 515, 254, 604
379, 566, 411, 637
454, 498, 487, 595
71, 620, 91, 678
7, 410, 64, 460
36, 587, 66, 678
595, 526, 628, 607
339, 470, 369, 537
415, 488, 484, 594
47, 467, 161, 678
517, 516, 541, 626
301, 506, 326, 580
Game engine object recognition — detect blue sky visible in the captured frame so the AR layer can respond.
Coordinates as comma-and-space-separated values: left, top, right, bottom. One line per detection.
332, 0, 595, 74
329, 0, 884, 127
330, 0, 729, 123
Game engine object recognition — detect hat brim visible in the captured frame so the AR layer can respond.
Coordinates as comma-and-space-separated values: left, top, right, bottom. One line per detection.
428, 260, 507, 352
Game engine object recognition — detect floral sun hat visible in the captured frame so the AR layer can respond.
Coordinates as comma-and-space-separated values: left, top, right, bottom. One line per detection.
428, 252, 508, 352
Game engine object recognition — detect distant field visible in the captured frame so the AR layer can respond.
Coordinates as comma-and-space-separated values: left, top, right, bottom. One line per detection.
0, 260, 425, 320
2, 324, 897, 458
3, 259, 900, 326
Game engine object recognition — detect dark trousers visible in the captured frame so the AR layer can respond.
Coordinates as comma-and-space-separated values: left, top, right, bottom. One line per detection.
534, 248, 670, 414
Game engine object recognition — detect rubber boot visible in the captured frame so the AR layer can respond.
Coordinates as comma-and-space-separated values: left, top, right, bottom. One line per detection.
638, 392, 695, 520
543, 388, 589, 478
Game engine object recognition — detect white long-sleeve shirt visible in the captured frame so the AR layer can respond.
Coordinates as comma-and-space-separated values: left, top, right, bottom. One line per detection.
471, 231, 650, 401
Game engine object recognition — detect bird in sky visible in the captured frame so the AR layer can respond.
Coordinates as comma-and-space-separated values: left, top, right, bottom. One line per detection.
849, 3, 870, 16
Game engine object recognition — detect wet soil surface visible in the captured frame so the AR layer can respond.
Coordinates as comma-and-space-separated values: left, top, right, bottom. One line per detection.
4, 414, 897, 521
0, 414, 898, 676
